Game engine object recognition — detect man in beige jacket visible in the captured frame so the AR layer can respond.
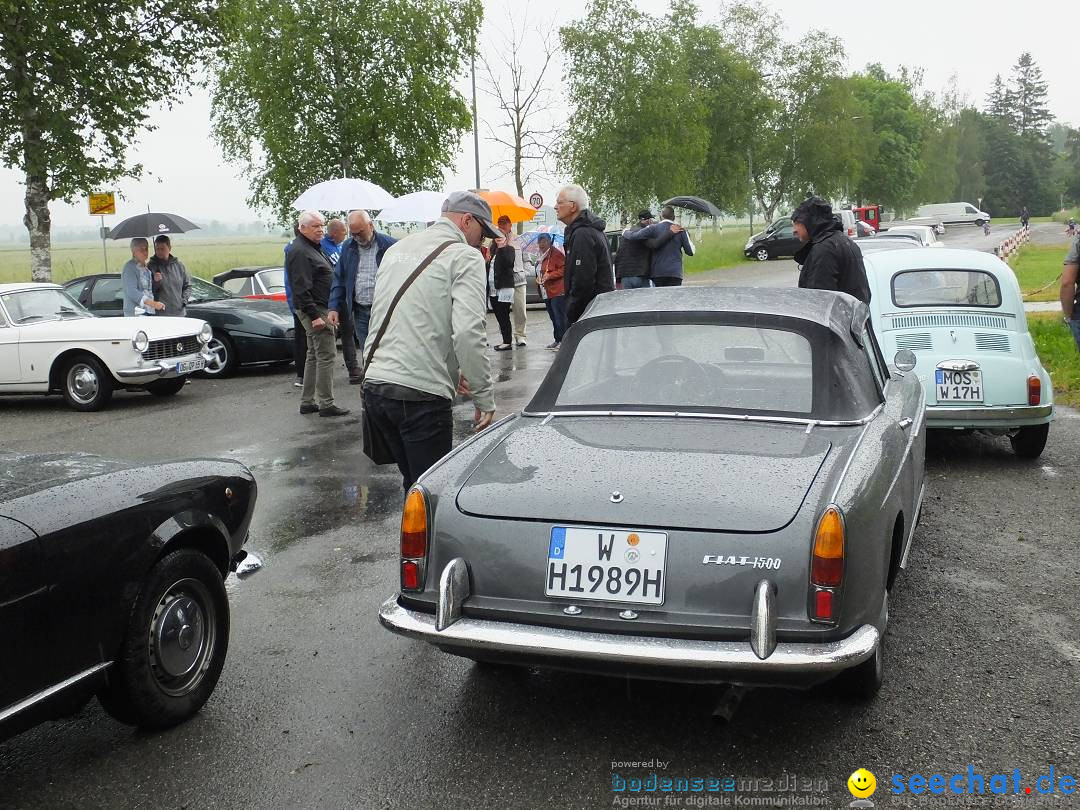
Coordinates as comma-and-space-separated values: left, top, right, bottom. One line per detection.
362, 191, 498, 489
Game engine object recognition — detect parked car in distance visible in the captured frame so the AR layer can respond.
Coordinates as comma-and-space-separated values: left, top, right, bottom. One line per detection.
856, 220, 877, 237
212, 266, 287, 302
380, 286, 926, 700
0, 283, 212, 411
744, 217, 801, 261
917, 202, 991, 227
881, 225, 942, 247
64, 275, 294, 378
0, 452, 256, 741
863, 248, 1052, 457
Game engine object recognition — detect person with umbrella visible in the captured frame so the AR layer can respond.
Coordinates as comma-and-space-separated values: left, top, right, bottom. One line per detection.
121, 237, 165, 316
620, 205, 693, 287
149, 235, 192, 316
496, 215, 528, 345
535, 234, 567, 348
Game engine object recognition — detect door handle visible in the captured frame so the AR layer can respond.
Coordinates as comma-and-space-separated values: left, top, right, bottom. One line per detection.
898, 417, 913, 430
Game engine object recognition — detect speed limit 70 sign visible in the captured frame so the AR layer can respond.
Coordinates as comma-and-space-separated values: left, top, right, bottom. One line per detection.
529, 192, 543, 209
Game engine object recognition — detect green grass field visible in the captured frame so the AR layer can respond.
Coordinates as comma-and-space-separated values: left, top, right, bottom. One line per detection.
683, 225, 755, 274
0, 236, 291, 285
1008, 243, 1071, 301
1029, 312, 1080, 407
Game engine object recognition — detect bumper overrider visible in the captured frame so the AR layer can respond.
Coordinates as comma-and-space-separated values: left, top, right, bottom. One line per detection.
379, 558, 880, 685
115, 349, 214, 380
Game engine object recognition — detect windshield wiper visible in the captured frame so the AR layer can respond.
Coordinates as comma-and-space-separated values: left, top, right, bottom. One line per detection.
15, 314, 59, 324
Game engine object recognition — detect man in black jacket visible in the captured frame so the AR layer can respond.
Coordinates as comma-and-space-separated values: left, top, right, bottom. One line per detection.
792, 196, 871, 304
616, 210, 657, 289
556, 184, 614, 324
286, 209, 349, 417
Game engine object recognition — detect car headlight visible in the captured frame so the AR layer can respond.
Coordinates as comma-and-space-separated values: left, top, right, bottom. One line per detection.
132, 330, 149, 353
199, 323, 213, 344
745, 240, 755, 250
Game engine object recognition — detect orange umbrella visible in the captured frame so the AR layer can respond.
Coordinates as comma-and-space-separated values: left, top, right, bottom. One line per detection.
475, 189, 538, 225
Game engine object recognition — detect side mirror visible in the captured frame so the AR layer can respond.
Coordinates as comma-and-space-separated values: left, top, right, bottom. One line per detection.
893, 349, 917, 373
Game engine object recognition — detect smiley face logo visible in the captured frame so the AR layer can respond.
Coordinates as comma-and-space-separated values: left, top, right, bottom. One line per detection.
847, 769, 877, 798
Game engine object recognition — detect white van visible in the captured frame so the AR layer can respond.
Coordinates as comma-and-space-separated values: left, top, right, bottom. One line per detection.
916, 202, 991, 227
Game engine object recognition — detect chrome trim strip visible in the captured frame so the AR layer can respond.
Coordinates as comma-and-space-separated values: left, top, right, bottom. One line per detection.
0, 662, 111, 724
380, 597, 879, 675
436, 558, 471, 631
925, 404, 1052, 421
749, 580, 777, 660
900, 481, 926, 571
829, 418, 875, 505
881, 309, 1015, 319
522, 404, 884, 429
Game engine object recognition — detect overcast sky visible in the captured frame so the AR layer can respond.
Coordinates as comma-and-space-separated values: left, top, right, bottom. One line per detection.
3, 0, 1077, 229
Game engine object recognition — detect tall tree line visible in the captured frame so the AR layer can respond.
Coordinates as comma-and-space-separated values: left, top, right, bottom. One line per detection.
559, 1, 1075, 223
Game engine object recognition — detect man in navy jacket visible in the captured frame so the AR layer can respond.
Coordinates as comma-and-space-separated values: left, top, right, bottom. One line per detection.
620, 205, 694, 286
328, 209, 397, 383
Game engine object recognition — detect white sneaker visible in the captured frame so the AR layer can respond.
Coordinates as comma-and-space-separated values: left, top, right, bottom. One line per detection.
516, 339, 527, 346
293, 379, 303, 388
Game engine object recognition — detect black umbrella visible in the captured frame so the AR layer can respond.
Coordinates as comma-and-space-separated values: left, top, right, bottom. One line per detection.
108, 212, 201, 240
661, 196, 723, 218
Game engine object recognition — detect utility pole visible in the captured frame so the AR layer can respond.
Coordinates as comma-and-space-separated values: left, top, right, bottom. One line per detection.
747, 148, 754, 236
471, 53, 481, 189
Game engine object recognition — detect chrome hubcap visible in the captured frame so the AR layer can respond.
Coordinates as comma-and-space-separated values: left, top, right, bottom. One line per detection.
67, 364, 99, 404
203, 338, 227, 373
149, 578, 215, 696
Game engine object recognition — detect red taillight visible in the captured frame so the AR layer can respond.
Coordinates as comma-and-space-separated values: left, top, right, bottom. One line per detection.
401, 560, 420, 591
811, 506, 844, 587
814, 589, 834, 621
400, 488, 428, 559
400, 487, 428, 592
1028, 376, 1041, 406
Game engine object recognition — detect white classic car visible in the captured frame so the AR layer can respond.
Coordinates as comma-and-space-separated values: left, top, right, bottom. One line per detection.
863, 248, 1053, 458
0, 283, 213, 411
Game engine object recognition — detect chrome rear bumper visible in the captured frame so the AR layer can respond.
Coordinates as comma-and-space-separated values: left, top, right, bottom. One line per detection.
379, 559, 879, 684
925, 403, 1052, 427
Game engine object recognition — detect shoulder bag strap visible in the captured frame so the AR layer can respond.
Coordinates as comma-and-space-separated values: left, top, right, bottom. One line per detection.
362, 240, 456, 375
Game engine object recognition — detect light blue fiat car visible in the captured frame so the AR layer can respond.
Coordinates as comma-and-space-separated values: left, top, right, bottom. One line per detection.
862, 248, 1053, 458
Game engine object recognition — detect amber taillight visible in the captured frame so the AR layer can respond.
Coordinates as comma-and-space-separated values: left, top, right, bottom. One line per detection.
810, 505, 845, 623
1028, 376, 1041, 406
400, 487, 429, 592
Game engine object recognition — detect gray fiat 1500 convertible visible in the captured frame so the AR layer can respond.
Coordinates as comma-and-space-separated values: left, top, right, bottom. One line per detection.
379, 287, 927, 698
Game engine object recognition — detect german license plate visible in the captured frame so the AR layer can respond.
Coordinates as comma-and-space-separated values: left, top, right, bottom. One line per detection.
935, 368, 983, 402
545, 527, 667, 605
176, 357, 205, 374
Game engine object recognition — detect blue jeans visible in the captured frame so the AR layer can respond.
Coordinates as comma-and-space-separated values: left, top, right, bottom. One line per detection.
621, 276, 652, 289
362, 387, 453, 490
354, 304, 372, 361
1069, 318, 1080, 353
545, 295, 568, 343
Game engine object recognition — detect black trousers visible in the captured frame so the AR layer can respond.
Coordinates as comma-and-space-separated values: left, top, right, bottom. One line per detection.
292, 313, 307, 377
493, 298, 513, 344
651, 276, 682, 287
363, 388, 453, 490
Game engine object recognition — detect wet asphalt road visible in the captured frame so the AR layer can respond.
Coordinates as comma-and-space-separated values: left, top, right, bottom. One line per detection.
2, 241, 1078, 809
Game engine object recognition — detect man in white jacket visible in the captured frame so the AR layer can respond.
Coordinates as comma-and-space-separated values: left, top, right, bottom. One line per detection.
362, 191, 498, 489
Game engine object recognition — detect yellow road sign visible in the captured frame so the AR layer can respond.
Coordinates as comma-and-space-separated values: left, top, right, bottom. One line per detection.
89, 192, 116, 216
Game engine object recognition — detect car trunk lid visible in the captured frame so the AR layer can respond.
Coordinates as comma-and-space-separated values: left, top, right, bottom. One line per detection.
455, 417, 831, 533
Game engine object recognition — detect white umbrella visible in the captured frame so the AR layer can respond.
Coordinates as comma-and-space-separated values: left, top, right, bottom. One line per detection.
376, 190, 448, 224
292, 178, 394, 211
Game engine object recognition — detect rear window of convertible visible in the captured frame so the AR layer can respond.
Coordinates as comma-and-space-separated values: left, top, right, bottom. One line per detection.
555, 323, 814, 413
891, 269, 1001, 308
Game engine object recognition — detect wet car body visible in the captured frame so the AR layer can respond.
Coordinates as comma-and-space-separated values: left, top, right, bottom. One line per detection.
381, 287, 927, 697
0, 452, 256, 741
64, 274, 294, 377
212, 266, 288, 302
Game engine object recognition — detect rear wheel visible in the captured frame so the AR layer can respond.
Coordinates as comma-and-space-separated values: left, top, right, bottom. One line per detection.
1010, 423, 1049, 459
145, 377, 186, 397
61, 354, 114, 411
835, 596, 886, 701
754, 247, 770, 262
97, 549, 230, 729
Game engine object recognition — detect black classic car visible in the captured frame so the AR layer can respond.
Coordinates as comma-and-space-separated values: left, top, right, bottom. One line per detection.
743, 216, 802, 261
0, 453, 256, 741
64, 274, 294, 377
